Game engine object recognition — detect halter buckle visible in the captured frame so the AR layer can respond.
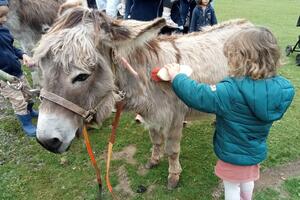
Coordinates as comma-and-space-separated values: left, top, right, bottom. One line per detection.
85, 109, 97, 122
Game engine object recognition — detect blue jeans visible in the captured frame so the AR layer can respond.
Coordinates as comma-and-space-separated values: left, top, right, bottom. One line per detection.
178, 0, 196, 27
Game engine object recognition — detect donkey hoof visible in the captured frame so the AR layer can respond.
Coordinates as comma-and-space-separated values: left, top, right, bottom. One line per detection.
167, 173, 180, 190
144, 160, 159, 169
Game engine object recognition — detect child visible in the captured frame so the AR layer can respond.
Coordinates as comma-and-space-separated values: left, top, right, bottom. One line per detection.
165, 27, 295, 199
189, 0, 217, 32
0, 0, 37, 137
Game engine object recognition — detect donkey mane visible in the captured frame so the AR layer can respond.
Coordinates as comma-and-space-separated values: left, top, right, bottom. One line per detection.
157, 18, 249, 42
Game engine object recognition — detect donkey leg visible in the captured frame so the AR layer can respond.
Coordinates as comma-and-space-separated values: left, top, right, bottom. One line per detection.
145, 128, 163, 169
165, 126, 183, 189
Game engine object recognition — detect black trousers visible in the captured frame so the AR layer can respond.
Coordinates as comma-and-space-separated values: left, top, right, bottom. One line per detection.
87, 0, 97, 8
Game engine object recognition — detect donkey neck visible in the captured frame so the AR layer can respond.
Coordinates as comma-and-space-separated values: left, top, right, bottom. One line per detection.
114, 43, 161, 114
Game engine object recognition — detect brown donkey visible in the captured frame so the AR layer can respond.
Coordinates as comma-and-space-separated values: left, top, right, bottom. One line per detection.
33, 7, 253, 189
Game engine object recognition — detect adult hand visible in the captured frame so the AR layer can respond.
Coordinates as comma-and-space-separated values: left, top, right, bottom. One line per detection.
164, 63, 180, 81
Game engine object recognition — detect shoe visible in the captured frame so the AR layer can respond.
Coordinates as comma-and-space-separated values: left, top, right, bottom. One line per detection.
175, 27, 184, 34
16, 114, 36, 137
163, 16, 178, 28
27, 102, 39, 118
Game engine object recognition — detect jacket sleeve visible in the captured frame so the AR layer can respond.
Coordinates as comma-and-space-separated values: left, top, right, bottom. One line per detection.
210, 9, 217, 25
189, 9, 198, 32
172, 74, 232, 115
13, 47, 24, 60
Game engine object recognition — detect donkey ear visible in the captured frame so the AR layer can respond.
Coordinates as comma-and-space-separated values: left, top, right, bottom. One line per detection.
110, 18, 166, 49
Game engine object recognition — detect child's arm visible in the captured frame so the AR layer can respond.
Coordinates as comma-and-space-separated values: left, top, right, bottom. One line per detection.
165, 64, 232, 115
171, 74, 222, 114
13, 46, 24, 60
13, 46, 34, 67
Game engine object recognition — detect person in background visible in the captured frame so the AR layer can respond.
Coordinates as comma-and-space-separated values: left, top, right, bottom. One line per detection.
177, 0, 196, 32
165, 27, 294, 200
0, 0, 38, 137
162, 0, 179, 28
125, 0, 163, 21
189, 0, 217, 32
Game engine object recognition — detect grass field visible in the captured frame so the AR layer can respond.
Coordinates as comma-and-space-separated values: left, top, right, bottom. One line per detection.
1, 0, 300, 199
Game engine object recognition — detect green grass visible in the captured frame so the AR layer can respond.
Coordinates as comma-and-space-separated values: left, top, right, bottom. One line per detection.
1, 0, 300, 199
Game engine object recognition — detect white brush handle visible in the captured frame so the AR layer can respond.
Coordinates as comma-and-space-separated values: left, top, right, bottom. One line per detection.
157, 65, 193, 81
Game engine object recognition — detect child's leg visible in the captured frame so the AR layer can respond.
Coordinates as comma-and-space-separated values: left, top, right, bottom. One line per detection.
240, 181, 254, 200
0, 80, 36, 136
0, 80, 28, 115
18, 76, 39, 117
223, 180, 240, 200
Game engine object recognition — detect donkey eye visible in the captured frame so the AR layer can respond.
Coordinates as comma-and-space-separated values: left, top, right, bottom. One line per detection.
72, 74, 90, 84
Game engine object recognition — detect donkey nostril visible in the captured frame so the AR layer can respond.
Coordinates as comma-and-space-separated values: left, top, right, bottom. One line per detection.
46, 137, 62, 149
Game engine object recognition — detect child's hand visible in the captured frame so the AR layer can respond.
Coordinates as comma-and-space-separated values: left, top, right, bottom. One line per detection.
22, 54, 34, 67
164, 63, 180, 81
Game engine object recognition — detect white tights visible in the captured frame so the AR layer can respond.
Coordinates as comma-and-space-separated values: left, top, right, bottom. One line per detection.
223, 180, 254, 200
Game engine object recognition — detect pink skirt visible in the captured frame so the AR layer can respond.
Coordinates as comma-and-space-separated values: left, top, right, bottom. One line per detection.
215, 160, 260, 183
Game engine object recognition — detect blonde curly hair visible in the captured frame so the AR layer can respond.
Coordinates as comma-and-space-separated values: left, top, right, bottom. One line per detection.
223, 27, 281, 80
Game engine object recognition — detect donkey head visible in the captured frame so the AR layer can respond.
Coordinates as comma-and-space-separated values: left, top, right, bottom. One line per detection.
34, 7, 166, 153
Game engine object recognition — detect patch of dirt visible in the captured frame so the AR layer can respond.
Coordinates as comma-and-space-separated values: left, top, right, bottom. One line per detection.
111, 145, 137, 165
114, 165, 135, 200
102, 145, 137, 198
254, 160, 300, 198
212, 160, 300, 199
108, 145, 157, 198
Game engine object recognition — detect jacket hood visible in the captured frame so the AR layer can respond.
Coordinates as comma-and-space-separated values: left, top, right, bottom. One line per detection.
234, 76, 294, 122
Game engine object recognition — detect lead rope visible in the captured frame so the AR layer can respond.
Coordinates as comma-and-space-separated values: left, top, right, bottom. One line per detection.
83, 101, 124, 200
105, 101, 124, 200
82, 126, 103, 192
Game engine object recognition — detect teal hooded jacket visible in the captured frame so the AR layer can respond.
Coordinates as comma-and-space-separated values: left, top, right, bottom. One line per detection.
172, 74, 295, 166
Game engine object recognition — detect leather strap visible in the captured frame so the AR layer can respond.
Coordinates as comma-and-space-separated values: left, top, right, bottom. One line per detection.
40, 89, 96, 122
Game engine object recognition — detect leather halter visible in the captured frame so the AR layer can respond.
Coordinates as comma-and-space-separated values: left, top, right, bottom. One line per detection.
40, 89, 106, 122
39, 50, 125, 122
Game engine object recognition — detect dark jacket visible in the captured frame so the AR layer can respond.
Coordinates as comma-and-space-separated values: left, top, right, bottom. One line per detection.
172, 74, 295, 166
125, 0, 163, 21
0, 26, 24, 77
189, 4, 217, 32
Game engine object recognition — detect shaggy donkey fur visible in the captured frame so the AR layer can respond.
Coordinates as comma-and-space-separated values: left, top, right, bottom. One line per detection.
34, 7, 253, 189
6, 0, 87, 54
6, 0, 65, 54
